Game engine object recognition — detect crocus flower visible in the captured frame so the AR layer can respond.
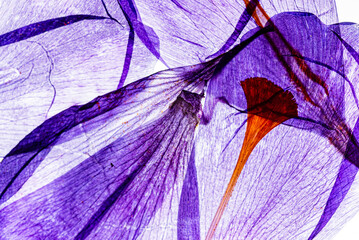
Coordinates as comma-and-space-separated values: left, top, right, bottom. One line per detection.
0, 0, 358, 239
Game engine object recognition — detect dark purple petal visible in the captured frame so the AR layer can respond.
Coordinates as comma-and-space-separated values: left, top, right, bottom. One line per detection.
0, 15, 107, 47
118, 0, 166, 66
177, 145, 201, 240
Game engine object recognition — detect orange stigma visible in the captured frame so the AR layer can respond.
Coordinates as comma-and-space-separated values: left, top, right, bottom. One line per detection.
206, 78, 298, 240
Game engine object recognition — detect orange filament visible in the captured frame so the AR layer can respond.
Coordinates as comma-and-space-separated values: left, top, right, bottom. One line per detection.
205, 78, 298, 239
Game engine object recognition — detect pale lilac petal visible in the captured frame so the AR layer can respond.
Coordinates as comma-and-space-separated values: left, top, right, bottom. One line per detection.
195, 104, 344, 239
0, 16, 158, 158
128, 0, 338, 66
309, 119, 359, 239
0, 0, 116, 34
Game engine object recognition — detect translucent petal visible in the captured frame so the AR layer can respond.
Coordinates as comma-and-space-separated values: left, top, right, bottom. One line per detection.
124, 0, 338, 66
0, 60, 217, 208
0, 18, 158, 158
193, 11, 359, 239
0, 90, 202, 239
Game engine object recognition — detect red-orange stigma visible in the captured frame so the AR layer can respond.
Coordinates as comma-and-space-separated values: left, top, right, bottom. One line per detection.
205, 78, 298, 239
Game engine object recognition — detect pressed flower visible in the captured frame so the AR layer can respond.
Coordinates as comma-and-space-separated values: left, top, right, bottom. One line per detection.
0, 1, 359, 240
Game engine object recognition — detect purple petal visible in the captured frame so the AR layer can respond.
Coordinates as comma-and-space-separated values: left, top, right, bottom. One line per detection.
209, 12, 351, 155
194, 11, 359, 239
118, 0, 166, 66
117, 27, 135, 88
177, 145, 201, 240
0, 60, 217, 208
308, 22, 359, 239
0, 90, 201, 239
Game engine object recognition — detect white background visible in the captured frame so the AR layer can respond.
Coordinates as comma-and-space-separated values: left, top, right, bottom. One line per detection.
337, 0, 359, 23
333, 1, 359, 239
